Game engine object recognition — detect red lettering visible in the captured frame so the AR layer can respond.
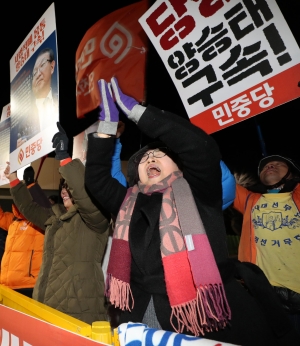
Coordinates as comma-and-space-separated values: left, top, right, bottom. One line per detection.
160, 15, 195, 50
174, 15, 195, 40
160, 28, 179, 50
199, 0, 230, 18
169, 0, 188, 17
146, 2, 175, 37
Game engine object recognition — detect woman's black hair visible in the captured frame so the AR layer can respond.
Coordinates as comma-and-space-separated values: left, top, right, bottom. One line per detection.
127, 141, 183, 187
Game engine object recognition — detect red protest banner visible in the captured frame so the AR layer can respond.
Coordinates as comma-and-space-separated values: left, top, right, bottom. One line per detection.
0, 305, 107, 346
76, 0, 148, 118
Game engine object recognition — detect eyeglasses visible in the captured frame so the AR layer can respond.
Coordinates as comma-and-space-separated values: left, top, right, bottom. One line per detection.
135, 147, 169, 164
32, 59, 52, 78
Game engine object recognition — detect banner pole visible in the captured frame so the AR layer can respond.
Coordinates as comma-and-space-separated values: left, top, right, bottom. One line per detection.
254, 117, 268, 157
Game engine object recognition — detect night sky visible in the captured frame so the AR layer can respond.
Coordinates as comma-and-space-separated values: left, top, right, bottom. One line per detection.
1, 0, 299, 178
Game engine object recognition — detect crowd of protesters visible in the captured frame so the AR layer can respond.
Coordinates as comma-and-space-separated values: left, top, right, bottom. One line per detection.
0, 77, 299, 345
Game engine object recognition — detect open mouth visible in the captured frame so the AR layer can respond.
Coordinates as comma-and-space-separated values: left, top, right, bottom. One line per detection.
147, 164, 161, 178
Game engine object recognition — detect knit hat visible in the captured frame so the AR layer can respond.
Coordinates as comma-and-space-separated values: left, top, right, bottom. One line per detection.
127, 141, 183, 187
28, 183, 52, 208
258, 155, 300, 176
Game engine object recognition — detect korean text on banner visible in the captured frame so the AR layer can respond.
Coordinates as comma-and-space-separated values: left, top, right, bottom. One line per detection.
9, 3, 59, 173
76, 0, 148, 119
139, 0, 300, 134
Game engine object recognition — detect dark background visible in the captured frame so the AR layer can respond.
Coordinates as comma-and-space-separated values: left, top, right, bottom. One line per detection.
1, 0, 299, 177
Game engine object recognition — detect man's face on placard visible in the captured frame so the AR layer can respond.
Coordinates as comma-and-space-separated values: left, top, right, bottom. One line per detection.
32, 51, 55, 98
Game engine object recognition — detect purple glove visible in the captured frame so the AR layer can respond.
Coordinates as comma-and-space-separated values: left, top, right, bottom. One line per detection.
98, 79, 119, 135
110, 77, 139, 119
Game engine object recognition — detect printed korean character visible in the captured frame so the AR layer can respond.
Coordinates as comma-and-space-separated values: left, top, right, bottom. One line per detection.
145, 1, 195, 50
185, 64, 224, 106
26, 35, 33, 49
250, 82, 274, 108
230, 94, 252, 117
263, 23, 292, 66
224, 1, 273, 41
37, 138, 43, 151
212, 103, 234, 126
39, 19, 46, 31
283, 238, 292, 246
76, 38, 95, 73
34, 26, 40, 39
294, 235, 300, 241
36, 31, 45, 45
25, 145, 31, 158
220, 41, 273, 86
195, 23, 231, 62
168, 47, 199, 81
260, 239, 267, 246
272, 240, 280, 247
30, 142, 37, 155
76, 72, 94, 97
16, 61, 21, 73
168, 44, 224, 107
23, 48, 30, 62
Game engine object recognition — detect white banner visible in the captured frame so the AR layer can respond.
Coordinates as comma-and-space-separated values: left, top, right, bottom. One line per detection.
10, 3, 59, 172
139, 0, 300, 134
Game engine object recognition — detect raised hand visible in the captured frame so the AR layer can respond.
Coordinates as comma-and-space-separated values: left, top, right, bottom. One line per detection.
110, 77, 139, 119
52, 122, 70, 160
4, 162, 17, 181
98, 79, 119, 135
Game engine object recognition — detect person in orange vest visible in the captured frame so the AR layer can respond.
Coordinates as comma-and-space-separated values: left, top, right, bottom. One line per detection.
0, 166, 51, 298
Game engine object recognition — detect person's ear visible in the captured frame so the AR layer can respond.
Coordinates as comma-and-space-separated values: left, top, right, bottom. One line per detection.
50, 60, 55, 74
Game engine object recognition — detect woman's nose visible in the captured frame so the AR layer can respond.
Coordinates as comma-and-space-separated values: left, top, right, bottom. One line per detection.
147, 152, 156, 162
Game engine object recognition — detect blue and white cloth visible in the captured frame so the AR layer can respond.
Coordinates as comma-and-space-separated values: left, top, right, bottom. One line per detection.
117, 322, 238, 346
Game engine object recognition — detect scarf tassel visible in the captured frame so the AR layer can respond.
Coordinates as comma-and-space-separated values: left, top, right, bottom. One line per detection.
171, 284, 231, 336
106, 274, 134, 311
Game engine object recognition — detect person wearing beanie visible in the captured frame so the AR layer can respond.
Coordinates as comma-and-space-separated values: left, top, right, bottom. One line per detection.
233, 154, 300, 335
84, 77, 299, 345
0, 167, 51, 298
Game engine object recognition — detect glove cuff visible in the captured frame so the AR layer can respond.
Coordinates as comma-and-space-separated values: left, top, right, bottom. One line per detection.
97, 121, 118, 135
128, 105, 146, 124
55, 152, 70, 160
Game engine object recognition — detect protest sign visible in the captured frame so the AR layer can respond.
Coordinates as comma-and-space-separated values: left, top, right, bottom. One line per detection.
139, 0, 300, 134
9, 3, 59, 172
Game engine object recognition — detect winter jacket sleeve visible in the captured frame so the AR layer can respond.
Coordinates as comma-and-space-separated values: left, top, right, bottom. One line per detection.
59, 158, 109, 233
85, 136, 128, 216
111, 138, 127, 188
0, 207, 14, 231
10, 182, 53, 230
220, 160, 236, 210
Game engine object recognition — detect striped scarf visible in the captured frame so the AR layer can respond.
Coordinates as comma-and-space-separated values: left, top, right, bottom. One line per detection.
106, 172, 231, 336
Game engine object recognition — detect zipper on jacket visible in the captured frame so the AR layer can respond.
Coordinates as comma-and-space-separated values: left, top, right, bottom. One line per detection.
28, 250, 35, 278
